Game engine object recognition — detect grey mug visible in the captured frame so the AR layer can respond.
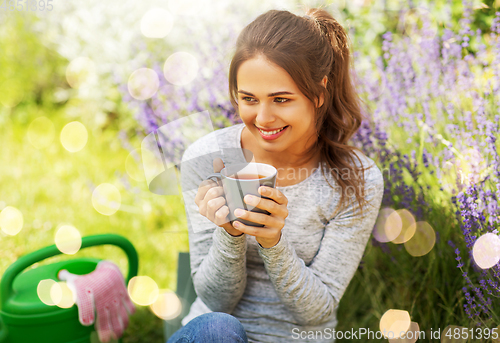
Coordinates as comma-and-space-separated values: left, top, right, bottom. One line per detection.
205, 162, 277, 227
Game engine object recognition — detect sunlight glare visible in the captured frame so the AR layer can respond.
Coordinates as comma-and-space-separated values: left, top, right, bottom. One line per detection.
60, 121, 88, 152
0, 78, 24, 108
380, 309, 411, 339
55, 225, 82, 255
404, 221, 436, 257
141, 8, 174, 38
66, 57, 96, 89
28, 116, 55, 149
150, 289, 182, 320
391, 209, 416, 244
373, 207, 402, 243
128, 68, 160, 100
125, 148, 147, 182
92, 183, 121, 216
128, 276, 159, 306
51, 281, 76, 308
472, 232, 500, 269
0, 206, 23, 236
163, 52, 199, 86
37, 279, 57, 306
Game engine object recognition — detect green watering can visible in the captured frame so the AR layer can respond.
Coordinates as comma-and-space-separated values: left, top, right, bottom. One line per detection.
0, 234, 138, 343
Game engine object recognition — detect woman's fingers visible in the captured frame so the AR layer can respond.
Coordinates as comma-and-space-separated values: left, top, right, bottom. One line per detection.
214, 205, 231, 226
213, 158, 225, 174
232, 219, 281, 239
234, 208, 284, 229
259, 186, 288, 206
197, 185, 224, 215
194, 180, 217, 207
243, 194, 288, 219
206, 196, 227, 223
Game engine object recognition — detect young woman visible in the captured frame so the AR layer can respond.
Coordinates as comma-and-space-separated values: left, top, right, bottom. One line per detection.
170, 7, 384, 343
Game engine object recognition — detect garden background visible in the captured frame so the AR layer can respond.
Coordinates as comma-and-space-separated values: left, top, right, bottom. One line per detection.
1, 0, 500, 342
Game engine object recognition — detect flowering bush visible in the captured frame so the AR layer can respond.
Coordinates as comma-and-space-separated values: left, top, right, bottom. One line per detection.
351, 0, 500, 326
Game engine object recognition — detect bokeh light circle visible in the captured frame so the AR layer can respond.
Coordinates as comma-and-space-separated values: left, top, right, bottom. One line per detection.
404, 221, 436, 257
380, 309, 411, 339
373, 208, 402, 243
55, 225, 82, 255
128, 68, 160, 100
0, 78, 24, 108
66, 57, 96, 89
125, 148, 147, 182
391, 209, 417, 244
60, 121, 88, 152
28, 116, 55, 149
127, 276, 159, 306
38, 279, 58, 306
472, 233, 500, 269
51, 281, 76, 308
163, 52, 199, 86
140, 8, 174, 38
150, 289, 182, 320
0, 206, 24, 236
92, 183, 121, 216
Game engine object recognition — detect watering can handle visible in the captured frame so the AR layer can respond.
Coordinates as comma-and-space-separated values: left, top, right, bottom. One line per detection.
0, 314, 6, 343
0, 234, 138, 310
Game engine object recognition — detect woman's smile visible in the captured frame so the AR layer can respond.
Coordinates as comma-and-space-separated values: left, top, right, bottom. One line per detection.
256, 125, 289, 140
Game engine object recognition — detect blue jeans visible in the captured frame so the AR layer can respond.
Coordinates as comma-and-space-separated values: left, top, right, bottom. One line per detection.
167, 312, 249, 343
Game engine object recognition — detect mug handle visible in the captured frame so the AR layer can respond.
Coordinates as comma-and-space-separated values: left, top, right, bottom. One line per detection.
205, 172, 222, 186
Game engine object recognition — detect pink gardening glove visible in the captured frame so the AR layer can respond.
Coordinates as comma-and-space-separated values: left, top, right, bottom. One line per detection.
58, 260, 136, 343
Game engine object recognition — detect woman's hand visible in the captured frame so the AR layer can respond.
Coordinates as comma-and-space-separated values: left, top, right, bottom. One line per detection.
194, 158, 243, 237
232, 186, 289, 248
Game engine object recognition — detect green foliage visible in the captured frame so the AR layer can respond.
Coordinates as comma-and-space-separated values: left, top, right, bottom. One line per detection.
0, 12, 67, 109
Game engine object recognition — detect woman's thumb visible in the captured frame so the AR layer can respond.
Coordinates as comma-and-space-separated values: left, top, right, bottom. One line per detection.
213, 158, 225, 173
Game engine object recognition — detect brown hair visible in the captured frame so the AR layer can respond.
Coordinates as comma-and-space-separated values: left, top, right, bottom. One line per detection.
228, 6, 376, 220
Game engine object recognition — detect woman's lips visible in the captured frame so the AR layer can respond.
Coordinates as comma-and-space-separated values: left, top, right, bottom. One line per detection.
256, 125, 289, 140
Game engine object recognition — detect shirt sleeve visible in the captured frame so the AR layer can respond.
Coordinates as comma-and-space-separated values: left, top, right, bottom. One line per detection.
258, 162, 384, 326
180, 145, 248, 313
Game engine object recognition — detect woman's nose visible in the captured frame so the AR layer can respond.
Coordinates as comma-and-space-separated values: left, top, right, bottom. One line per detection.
256, 102, 276, 125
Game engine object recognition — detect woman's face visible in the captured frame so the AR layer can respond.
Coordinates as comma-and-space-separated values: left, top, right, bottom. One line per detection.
236, 55, 324, 166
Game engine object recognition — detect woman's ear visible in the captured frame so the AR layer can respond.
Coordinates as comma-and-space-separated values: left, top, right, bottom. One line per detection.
316, 76, 328, 108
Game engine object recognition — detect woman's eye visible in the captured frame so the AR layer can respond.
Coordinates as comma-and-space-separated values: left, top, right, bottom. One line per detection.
275, 98, 289, 103
241, 96, 289, 103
